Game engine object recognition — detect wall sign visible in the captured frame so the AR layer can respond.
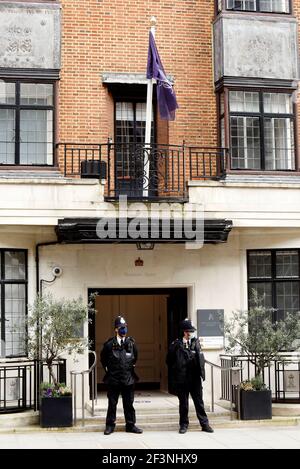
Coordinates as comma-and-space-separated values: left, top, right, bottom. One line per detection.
283, 370, 300, 393
0, 3, 61, 69
197, 309, 224, 349
6, 377, 20, 401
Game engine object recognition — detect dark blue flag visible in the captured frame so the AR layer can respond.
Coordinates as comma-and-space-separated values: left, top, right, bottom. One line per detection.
146, 31, 179, 121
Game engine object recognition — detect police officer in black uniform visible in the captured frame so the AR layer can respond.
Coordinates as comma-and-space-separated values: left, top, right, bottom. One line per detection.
166, 318, 214, 434
100, 315, 143, 435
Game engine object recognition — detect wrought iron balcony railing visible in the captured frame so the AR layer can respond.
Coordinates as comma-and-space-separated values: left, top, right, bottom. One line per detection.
57, 142, 227, 200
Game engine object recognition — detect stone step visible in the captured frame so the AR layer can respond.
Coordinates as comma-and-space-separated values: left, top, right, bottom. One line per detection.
0, 410, 39, 428
272, 404, 300, 417
86, 405, 231, 419
80, 411, 237, 425
76, 414, 236, 427
86, 400, 229, 415
0, 415, 299, 434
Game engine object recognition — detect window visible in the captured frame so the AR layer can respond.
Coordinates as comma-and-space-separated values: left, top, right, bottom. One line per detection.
0, 81, 54, 166
0, 250, 27, 357
218, 0, 291, 13
226, 90, 295, 170
248, 250, 300, 322
115, 101, 154, 146
227, 0, 256, 10
115, 101, 154, 178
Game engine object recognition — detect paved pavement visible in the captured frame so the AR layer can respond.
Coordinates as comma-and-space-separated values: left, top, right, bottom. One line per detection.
0, 425, 299, 449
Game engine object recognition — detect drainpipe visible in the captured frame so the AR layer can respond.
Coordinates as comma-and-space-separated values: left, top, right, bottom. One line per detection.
35, 240, 60, 409
35, 241, 60, 295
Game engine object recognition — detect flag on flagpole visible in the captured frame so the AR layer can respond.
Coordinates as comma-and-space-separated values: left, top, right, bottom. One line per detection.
146, 31, 179, 121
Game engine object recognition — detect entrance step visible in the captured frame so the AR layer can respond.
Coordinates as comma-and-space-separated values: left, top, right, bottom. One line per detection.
82, 391, 236, 431
78, 411, 236, 428
0, 410, 38, 428
272, 404, 300, 417
0, 413, 299, 433
87, 391, 230, 417
217, 400, 300, 418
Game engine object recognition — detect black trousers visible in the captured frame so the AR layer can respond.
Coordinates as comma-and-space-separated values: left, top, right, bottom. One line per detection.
106, 384, 136, 428
177, 383, 209, 427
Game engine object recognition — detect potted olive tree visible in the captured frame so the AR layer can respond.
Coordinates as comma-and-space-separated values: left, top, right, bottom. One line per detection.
26, 293, 90, 428
224, 293, 300, 420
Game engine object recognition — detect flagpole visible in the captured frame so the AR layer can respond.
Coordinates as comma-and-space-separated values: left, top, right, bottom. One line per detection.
143, 16, 156, 198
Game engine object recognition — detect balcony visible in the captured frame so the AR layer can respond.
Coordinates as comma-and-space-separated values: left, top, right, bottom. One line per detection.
57, 142, 227, 201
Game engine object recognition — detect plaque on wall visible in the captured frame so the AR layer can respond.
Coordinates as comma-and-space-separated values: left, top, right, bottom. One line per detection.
283, 370, 300, 393
0, 3, 61, 69
6, 377, 20, 401
197, 309, 224, 349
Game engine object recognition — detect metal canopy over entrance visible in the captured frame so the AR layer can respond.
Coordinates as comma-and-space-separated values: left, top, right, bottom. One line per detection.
56, 218, 233, 244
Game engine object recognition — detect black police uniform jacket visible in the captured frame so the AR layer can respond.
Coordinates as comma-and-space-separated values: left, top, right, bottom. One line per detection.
100, 336, 139, 386
166, 337, 205, 394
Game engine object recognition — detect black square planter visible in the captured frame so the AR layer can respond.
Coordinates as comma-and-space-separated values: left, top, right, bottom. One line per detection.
40, 396, 73, 428
240, 389, 272, 420
80, 160, 107, 179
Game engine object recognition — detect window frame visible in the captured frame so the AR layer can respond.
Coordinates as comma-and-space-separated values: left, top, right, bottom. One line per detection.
114, 98, 156, 182
114, 98, 156, 145
0, 79, 56, 167
247, 248, 300, 323
0, 249, 28, 358
219, 87, 297, 172
216, 0, 292, 14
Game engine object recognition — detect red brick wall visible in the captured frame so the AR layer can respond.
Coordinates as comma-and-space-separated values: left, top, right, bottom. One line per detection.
59, 0, 217, 149
58, 1, 300, 180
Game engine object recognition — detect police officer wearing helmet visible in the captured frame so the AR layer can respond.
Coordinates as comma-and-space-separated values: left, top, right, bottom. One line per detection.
166, 318, 214, 434
100, 316, 143, 435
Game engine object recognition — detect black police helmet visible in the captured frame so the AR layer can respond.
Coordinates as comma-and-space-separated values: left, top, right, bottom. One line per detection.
180, 318, 196, 332
114, 316, 127, 329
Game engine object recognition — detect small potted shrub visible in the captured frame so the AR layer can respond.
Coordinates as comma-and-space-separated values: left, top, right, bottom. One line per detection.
40, 382, 73, 428
26, 293, 90, 428
225, 291, 300, 420
239, 376, 272, 420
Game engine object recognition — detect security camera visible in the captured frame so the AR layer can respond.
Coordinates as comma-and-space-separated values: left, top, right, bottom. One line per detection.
52, 266, 63, 278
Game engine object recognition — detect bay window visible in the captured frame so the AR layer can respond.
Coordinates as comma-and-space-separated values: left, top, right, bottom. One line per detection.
223, 90, 295, 171
217, 0, 291, 13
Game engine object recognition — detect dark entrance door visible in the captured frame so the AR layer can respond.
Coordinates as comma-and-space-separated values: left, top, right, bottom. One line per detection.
88, 287, 187, 394
167, 289, 188, 345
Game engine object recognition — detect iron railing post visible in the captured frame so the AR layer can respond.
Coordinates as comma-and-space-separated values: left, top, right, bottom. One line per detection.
182, 140, 186, 198
229, 367, 233, 420
70, 351, 97, 427
107, 138, 112, 197
64, 144, 67, 177
73, 373, 77, 425
210, 364, 214, 413
81, 372, 85, 427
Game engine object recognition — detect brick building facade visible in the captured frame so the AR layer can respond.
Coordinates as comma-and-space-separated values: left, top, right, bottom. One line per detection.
0, 0, 300, 415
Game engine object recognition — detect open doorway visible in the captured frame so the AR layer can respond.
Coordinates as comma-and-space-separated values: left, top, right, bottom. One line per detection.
88, 288, 187, 392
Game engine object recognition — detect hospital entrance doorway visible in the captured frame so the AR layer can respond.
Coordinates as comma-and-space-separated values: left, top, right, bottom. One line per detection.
88, 288, 187, 391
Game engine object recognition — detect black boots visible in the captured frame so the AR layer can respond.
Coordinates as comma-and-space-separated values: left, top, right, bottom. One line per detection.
104, 425, 114, 435
126, 425, 143, 434
201, 424, 214, 433
179, 425, 188, 434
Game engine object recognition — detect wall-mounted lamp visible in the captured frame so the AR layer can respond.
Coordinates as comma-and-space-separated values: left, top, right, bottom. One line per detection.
136, 242, 155, 250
